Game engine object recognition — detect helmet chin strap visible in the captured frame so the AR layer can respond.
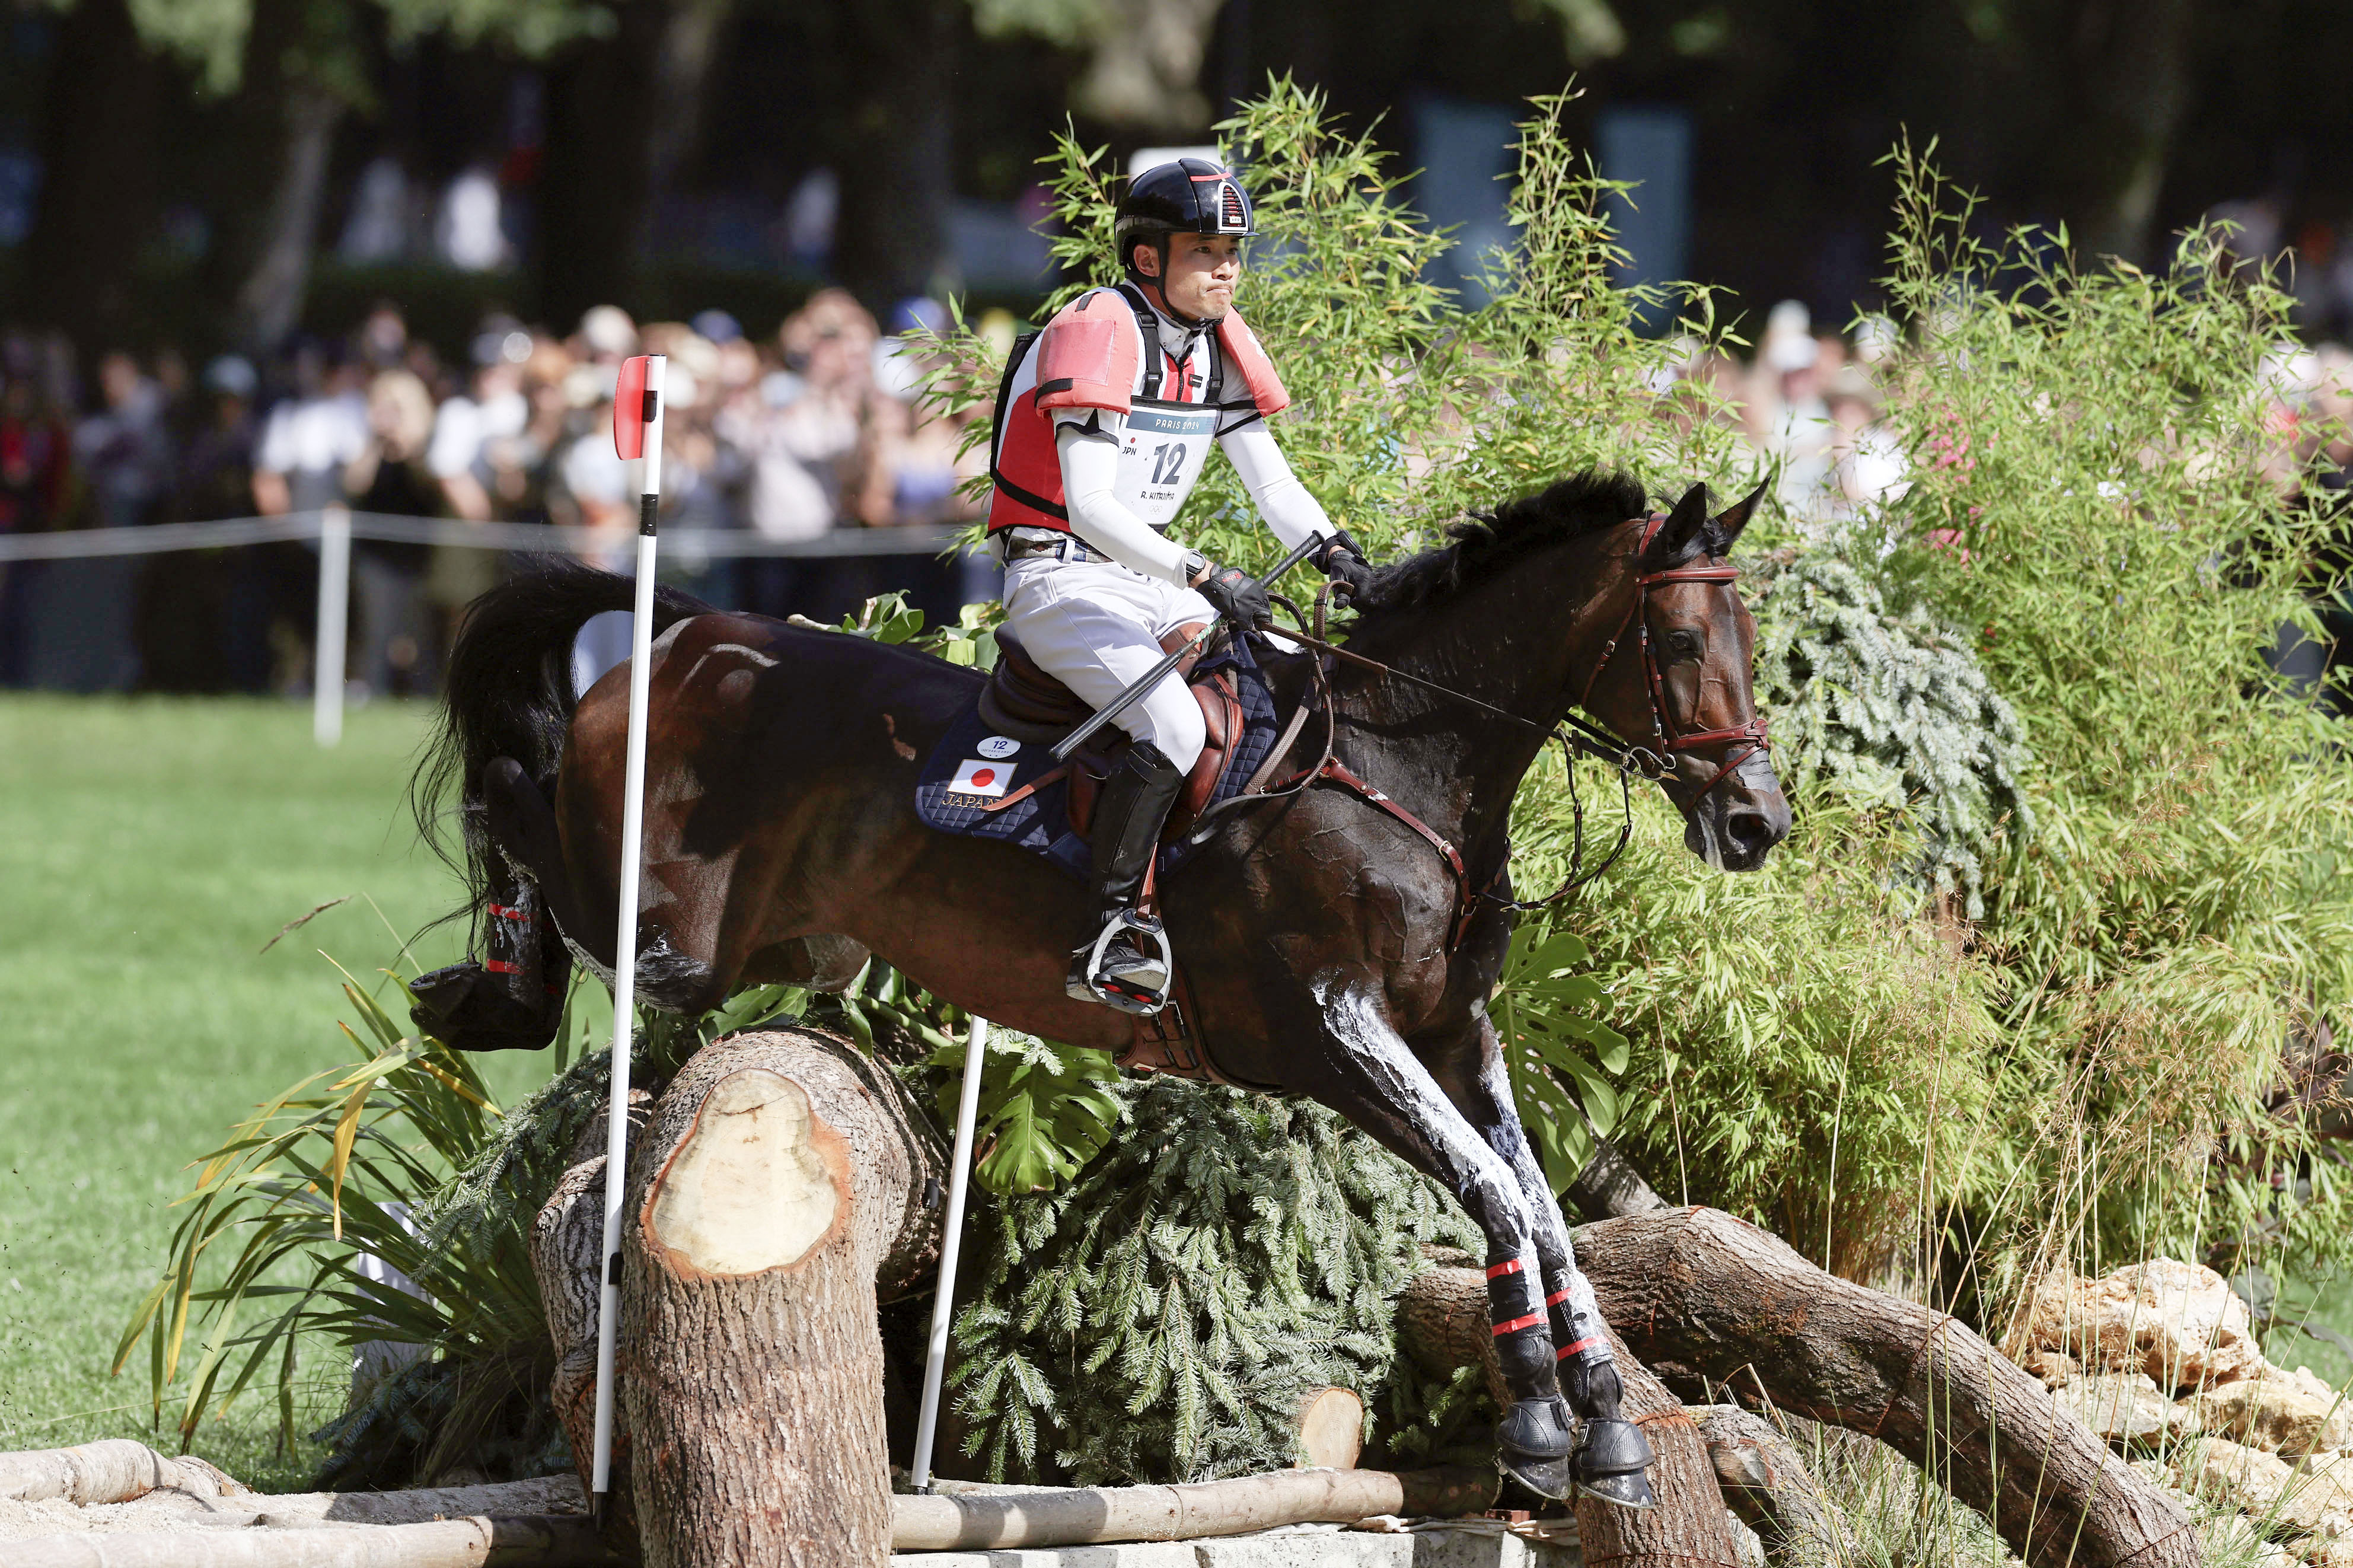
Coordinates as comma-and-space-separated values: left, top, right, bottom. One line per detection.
1127, 269, 1223, 330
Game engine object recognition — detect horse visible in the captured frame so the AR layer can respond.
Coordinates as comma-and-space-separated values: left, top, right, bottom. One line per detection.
410, 469, 1791, 1503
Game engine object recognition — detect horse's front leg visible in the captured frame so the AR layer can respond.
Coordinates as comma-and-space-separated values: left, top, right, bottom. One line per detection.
1430, 1011, 1657, 1510
1302, 981, 1576, 1500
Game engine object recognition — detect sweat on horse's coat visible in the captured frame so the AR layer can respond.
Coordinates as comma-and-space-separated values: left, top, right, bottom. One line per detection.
410, 470, 1793, 1505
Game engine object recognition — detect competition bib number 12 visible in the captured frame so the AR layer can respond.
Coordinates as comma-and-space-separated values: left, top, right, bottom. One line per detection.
1114, 403, 1220, 529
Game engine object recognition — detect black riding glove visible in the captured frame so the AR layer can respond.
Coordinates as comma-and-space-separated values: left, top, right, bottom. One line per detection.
1195, 562, 1272, 632
1312, 529, 1379, 607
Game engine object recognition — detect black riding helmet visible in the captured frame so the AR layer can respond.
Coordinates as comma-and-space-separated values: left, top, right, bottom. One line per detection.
1115, 158, 1257, 299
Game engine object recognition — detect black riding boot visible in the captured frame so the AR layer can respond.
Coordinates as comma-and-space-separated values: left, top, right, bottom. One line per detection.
1067, 740, 1185, 1015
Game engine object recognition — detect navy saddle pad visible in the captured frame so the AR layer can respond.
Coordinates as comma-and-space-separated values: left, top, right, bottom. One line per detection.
914, 635, 1283, 882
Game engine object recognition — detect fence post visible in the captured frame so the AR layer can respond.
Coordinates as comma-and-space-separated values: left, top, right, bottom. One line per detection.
314, 507, 350, 748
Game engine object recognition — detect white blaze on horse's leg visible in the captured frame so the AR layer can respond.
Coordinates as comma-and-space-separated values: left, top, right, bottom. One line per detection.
1473, 1025, 1615, 1367
591, 355, 665, 1511
1316, 982, 1547, 1346
911, 1013, 990, 1493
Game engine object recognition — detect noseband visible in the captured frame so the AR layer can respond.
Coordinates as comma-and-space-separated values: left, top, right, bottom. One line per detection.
1574, 512, 1772, 807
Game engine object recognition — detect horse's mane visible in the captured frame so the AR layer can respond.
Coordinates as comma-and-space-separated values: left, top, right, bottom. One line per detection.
1359, 470, 1648, 614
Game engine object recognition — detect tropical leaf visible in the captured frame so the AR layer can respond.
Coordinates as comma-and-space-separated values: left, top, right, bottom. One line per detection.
1492, 917, 1627, 1195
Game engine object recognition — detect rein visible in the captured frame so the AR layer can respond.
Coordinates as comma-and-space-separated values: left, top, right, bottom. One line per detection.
1198, 512, 1771, 942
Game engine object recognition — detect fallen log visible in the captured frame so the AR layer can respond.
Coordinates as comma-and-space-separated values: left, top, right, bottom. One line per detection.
1564, 1134, 1671, 1223
0, 1439, 245, 1506
1393, 1264, 1509, 1407
1576, 1207, 2202, 1568
1691, 1404, 1851, 1564
5, 1513, 614, 1568
888, 1464, 1496, 1550
614, 1030, 946, 1568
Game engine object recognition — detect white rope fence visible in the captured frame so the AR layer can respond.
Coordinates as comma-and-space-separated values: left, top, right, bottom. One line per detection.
0, 507, 969, 745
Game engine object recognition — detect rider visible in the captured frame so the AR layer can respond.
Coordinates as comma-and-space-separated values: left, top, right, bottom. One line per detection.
987, 158, 1376, 1015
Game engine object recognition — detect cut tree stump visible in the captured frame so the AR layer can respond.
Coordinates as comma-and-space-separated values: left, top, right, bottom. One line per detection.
530, 1028, 944, 1568
619, 1030, 943, 1568
1295, 1387, 1366, 1469
1570, 1325, 1744, 1568
1576, 1206, 2203, 1568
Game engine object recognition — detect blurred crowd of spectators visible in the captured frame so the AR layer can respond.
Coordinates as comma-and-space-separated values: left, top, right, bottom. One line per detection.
12, 281, 2353, 706
2254, 340, 2353, 713
1657, 298, 1913, 530
0, 292, 991, 695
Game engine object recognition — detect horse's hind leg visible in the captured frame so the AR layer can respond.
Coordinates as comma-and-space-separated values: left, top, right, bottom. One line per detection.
1439, 1014, 1657, 1510
410, 758, 576, 1052
1305, 983, 1576, 1500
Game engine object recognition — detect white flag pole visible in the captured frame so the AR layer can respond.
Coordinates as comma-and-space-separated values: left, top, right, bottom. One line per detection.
590, 353, 666, 1520
313, 506, 350, 747
909, 1012, 989, 1493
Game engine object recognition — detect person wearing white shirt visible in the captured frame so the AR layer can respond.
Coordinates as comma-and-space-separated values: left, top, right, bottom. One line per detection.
981, 159, 1375, 1015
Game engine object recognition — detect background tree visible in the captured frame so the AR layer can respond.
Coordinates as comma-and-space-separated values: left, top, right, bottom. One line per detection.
17, 0, 165, 350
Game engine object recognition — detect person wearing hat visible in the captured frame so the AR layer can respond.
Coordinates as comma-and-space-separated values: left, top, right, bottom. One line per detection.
985, 157, 1376, 1015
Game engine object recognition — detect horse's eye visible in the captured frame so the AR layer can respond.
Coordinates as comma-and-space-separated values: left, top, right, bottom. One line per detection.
1666, 630, 1703, 658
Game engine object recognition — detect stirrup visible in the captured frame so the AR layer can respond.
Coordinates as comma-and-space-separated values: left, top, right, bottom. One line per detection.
1066, 910, 1172, 1015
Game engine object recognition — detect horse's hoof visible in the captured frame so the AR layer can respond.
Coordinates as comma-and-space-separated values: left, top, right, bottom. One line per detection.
408, 962, 559, 1052
1495, 1396, 1575, 1502
1571, 1416, 1656, 1510
1576, 1468, 1656, 1510
1497, 1448, 1574, 1502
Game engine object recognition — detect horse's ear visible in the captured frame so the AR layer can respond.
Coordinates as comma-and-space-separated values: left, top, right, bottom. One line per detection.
1643, 483, 1712, 570
1705, 477, 1771, 555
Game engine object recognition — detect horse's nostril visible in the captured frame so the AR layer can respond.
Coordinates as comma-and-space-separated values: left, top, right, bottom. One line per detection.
1724, 809, 1774, 851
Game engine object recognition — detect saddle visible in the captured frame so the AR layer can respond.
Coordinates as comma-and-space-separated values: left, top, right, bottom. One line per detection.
914, 624, 1283, 1089
978, 623, 1244, 841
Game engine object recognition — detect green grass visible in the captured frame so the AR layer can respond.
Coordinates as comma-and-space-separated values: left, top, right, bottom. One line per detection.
0, 696, 561, 1489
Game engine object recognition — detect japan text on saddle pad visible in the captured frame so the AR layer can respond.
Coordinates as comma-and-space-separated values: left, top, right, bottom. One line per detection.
914, 635, 1282, 881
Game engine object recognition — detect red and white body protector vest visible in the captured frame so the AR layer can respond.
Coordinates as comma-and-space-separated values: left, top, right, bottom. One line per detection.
988, 283, 1291, 538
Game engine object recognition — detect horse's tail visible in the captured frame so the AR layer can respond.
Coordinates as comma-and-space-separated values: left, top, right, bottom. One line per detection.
413, 559, 713, 938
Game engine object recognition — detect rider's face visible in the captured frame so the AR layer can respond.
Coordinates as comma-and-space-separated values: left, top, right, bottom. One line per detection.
1137, 234, 1242, 320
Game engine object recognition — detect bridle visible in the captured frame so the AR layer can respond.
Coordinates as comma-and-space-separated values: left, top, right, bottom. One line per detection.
1575, 511, 1773, 804
1212, 510, 1774, 933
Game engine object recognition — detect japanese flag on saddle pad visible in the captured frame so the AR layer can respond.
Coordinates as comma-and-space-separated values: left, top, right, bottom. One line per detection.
948, 757, 1014, 799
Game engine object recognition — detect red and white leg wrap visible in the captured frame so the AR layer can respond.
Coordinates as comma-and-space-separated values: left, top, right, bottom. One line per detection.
1487, 1250, 1557, 1381
1542, 1267, 1614, 1366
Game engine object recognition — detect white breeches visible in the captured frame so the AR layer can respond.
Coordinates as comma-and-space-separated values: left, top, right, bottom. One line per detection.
1002, 555, 1216, 771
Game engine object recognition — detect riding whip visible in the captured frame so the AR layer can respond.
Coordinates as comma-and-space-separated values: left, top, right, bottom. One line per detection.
1050, 531, 1322, 761
590, 352, 665, 1521
909, 1011, 990, 1492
